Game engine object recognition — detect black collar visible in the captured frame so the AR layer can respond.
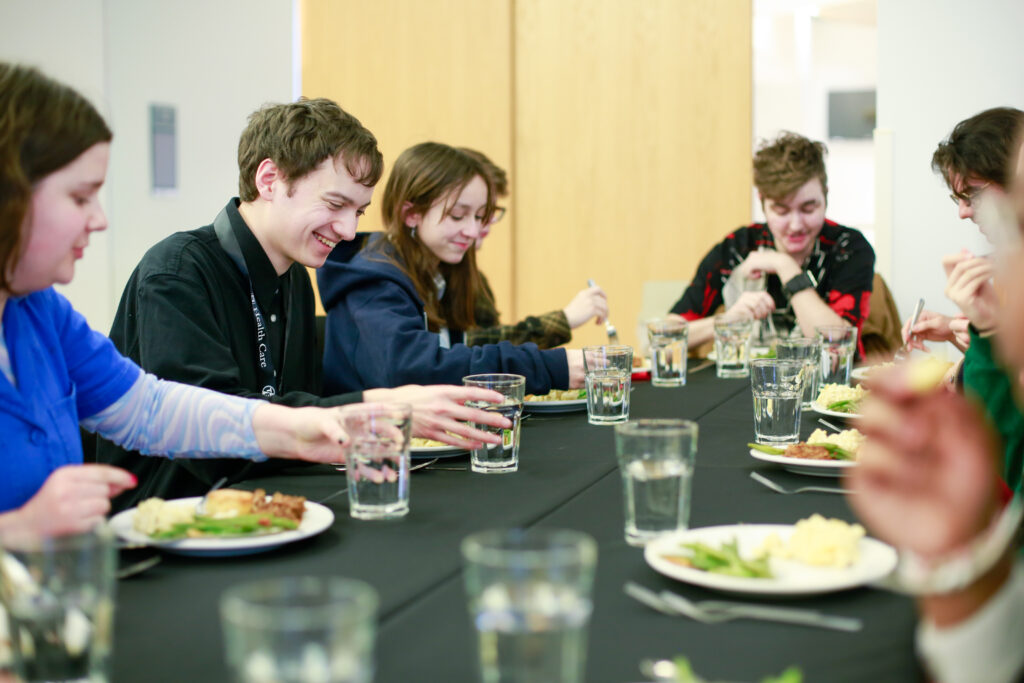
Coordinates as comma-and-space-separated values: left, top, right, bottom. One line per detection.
222, 198, 287, 310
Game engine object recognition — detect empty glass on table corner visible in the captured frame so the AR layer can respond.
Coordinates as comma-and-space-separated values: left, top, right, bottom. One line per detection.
749, 359, 805, 445
646, 318, 689, 387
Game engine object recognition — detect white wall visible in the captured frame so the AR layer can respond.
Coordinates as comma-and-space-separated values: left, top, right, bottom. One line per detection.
1, 0, 294, 331
877, 0, 1024, 324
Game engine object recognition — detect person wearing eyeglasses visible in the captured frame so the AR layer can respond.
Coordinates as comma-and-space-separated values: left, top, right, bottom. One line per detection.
903, 107, 1024, 493
457, 148, 608, 349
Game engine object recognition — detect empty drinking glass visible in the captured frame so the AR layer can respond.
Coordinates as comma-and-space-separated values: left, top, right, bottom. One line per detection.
816, 326, 857, 386
775, 338, 820, 408
461, 529, 597, 683
713, 318, 754, 378
340, 403, 412, 520
463, 374, 525, 473
614, 420, 697, 546
646, 318, 689, 387
749, 359, 805, 445
583, 346, 633, 424
220, 576, 378, 683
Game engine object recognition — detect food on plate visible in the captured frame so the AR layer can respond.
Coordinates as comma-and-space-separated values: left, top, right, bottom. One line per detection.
748, 427, 863, 461
907, 355, 955, 392
815, 383, 866, 414
670, 656, 802, 683
411, 437, 449, 448
524, 388, 587, 402
662, 538, 772, 578
755, 514, 865, 568
131, 489, 306, 540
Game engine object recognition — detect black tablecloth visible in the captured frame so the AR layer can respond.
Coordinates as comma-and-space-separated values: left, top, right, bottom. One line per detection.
112, 369, 920, 683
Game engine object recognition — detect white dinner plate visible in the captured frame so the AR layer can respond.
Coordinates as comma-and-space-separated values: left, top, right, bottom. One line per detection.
643, 524, 896, 596
523, 398, 588, 414
109, 497, 334, 557
850, 366, 872, 381
410, 444, 469, 460
748, 447, 856, 477
810, 401, 863, 420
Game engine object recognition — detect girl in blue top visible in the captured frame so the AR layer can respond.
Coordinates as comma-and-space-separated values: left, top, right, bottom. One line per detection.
0, 64, 358, 535
318, 142, 585, 395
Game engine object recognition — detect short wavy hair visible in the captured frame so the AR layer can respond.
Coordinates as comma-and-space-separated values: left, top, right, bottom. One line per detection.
237, 98, 383, 201
0, 63, 112, 293
932, 107, 1024, 198
752, 131, 828, 202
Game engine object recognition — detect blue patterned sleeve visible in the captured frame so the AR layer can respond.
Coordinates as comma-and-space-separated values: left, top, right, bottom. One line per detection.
80, 373, 266, 461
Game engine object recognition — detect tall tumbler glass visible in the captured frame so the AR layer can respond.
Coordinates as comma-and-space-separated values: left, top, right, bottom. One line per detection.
775, 338, 821, 408
461, 528, 597, 683
646, 319, 689, 387
220, 576, 378, 683
583, 346, 633, 425
0, 526, 116, 683
340, 403, 412, 519
713, 318, 754, 378
614, 420, 698, 546
816, 325, 857, 386
463, 374, 525, 473
749, 359, 805, 445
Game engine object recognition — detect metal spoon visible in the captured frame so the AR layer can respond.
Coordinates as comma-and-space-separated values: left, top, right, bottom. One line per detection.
587, 279, 619, 344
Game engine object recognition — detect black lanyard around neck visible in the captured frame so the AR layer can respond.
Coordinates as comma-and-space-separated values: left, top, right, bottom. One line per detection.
213, 207, 279, 397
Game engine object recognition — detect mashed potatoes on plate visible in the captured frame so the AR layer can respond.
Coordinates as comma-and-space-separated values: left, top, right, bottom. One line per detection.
132, 498, 195, 535
756, 514, 865, 568
806, 428, 864, 456
815, 383, 866, 410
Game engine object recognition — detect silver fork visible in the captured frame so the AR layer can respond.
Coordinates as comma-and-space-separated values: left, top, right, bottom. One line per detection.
195, 476, 229, 515
894, 297, 925, 361
587, 279, 619, 344
750, 471, 847, 495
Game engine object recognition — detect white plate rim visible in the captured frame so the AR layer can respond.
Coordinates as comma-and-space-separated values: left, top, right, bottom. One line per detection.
109, 496, 334, 556
643, 524, 897, 595
748, 447, 856, 476
850, 366, 872, 381
810, 402, 863, 419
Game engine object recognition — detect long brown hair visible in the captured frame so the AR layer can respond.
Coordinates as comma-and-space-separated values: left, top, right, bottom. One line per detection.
0, 63, 112, 293
372, 142, 495, 332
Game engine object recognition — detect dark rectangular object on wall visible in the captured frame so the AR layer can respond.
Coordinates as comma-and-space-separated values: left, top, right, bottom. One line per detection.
150, 104, 177, 192
828, 90, 875, 139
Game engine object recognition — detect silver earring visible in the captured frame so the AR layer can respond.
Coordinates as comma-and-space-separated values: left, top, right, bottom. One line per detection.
410, 225, 417, 239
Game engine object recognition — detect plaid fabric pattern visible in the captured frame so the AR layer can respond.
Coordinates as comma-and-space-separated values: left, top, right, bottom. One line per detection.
466, 274, 572, 349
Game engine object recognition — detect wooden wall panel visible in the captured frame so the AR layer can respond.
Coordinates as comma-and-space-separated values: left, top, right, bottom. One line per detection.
301, 0, 514, 317
514, 0, 752, 350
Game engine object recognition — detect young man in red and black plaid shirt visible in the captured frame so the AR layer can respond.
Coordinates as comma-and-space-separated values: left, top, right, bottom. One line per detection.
670, 132, 875, 354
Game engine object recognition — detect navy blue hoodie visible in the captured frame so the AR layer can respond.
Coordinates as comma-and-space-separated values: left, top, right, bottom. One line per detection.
317, 234, 569, 395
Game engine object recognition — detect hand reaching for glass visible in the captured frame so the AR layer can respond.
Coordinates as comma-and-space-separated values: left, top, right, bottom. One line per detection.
562, 285, 609, 328
723, 291, 775, 321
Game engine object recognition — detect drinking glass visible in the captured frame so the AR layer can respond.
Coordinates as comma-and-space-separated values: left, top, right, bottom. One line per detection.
220, 576, 378, 683
463, 374, 525, 473
461, 529, 597, 683
340, 403, 412, 519
583, 345, 633, 425
646, 318, 689, 387
0, 526, 116, 683
775, 338, 821, 408
749, 359, 805, 445
614, 420, 698, 546
713, 318, 753, 378
816, 325, 858, 386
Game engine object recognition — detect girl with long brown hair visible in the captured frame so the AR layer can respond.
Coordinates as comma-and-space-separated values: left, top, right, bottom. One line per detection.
318, 142, 584, 395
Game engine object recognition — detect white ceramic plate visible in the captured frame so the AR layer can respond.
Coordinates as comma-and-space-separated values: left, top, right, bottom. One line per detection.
850, 367, 872, 381
523, 398, 588, 414
644, 524, 896, 596
810, 402, 863, 419
748, 447, 856, 477
109, 497, 334, 557
409, 444, 468, 460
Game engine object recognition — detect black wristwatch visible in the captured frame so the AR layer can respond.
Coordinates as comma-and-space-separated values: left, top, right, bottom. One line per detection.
783, 271, 818, 297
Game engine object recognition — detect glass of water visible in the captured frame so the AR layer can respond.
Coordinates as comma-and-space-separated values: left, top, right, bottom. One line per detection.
0, 526, 116, 683
816, 325, 858, 386
614, 419, 697, 547
775, 337, 820, 409
749, 359, 805, 445
340, 403, 412, 519
461, 528, 597, 683
583, 345, 633, 425
713, 318, 753, 378
220, 576, 378, 683
646, 318, 689, 387
463, 374, 525, 473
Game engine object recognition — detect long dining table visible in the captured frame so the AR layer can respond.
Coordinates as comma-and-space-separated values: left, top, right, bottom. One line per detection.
111, 365, 921, 683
